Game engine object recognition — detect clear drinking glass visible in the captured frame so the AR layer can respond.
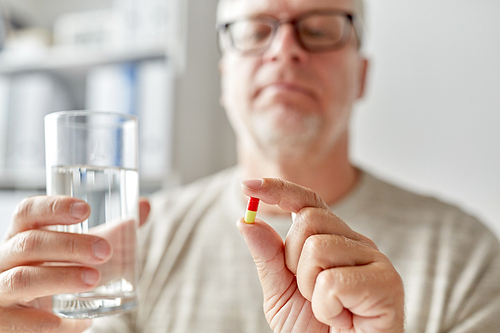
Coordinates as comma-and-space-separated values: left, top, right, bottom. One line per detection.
44, 111, 139, 319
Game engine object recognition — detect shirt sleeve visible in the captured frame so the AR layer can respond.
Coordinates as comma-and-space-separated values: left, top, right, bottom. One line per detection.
447, 225, 500, 332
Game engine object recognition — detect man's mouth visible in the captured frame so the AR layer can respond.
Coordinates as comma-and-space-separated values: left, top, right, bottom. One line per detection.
257, 82, 316, 99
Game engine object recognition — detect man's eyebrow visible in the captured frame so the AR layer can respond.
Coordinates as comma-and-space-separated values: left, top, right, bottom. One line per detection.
229, 13, 276, 21
250, 13, 276, 19
223, 8, 353, 22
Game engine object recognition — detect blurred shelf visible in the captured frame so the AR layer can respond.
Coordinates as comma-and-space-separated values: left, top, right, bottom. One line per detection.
0, 170, 46, 190
0, 171, 178, 193
0, 43, 169, 75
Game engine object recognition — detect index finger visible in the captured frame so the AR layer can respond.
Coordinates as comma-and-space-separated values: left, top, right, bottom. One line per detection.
241, 178, 364, 240
241, 178, 374, 272
241, 178, 329, 212
5, 196, 90, 240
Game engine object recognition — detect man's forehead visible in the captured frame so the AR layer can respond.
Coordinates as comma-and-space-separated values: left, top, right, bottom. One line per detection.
217, 0, 356, 21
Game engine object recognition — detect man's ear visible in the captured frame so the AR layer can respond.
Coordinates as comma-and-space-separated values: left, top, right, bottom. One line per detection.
357, 57, 369, 99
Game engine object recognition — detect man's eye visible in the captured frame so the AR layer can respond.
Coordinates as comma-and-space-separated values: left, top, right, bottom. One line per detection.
302, 27, 328, 39
248, 27, 271, 41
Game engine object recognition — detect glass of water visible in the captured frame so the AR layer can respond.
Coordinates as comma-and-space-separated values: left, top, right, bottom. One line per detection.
44, 111, 139, 319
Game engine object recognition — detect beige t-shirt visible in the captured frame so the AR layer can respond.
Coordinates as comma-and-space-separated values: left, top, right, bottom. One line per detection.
90, 167, 500, 332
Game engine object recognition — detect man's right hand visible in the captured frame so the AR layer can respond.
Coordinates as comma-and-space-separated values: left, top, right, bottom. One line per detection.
0, 195, 151, 332
0, 195, 108, 331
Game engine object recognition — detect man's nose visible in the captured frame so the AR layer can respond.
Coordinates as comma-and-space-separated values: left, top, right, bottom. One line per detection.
263, 24, 308, 63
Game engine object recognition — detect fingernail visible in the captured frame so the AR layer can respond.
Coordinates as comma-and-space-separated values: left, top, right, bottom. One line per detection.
71, 202, 88, 219
92, 239, 111, 260
242, 179, 263, 190
82, 269, 99, 286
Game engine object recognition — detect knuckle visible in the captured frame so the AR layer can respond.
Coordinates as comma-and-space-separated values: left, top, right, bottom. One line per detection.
48, 197, 67, 216
296, 207, 312, 222
14, 230, 41, 258
377, 262, 404, 287
337, 235, 358, 250
294, 208, 319, 232
296, 208, 330, 231
326, 267, 362, 290
275, 178, 288, 191
65, 236, 80, 256
310, 191, 324, 207
271, 179, 288, 205
4, 266, 32, 294
303, 235, 327, 256
13, 198, 35, 223
358, 234, 378, 250
317, 269, 332, 287
316, 269, 338, 295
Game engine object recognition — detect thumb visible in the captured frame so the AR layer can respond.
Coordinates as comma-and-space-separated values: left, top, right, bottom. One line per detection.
139, 197, 151, 227
236, 218, 295, 302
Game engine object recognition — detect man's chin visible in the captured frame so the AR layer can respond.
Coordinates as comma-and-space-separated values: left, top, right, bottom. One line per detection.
250, 111, 322, 158
256, 104, 320, 130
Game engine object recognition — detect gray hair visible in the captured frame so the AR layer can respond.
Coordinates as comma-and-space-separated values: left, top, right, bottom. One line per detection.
217, 0, 366, 48
218, 0, 364, 21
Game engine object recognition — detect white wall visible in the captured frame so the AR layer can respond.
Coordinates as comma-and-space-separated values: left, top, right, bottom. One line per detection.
1, 0, 499, 240
351, 0, 500, 236
173, 0, 237, 185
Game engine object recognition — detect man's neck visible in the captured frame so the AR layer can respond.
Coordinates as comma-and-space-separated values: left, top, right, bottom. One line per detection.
237, 133, 359, 215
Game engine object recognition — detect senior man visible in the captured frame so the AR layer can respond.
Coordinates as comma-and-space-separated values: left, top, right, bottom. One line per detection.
1, 0, 499, 332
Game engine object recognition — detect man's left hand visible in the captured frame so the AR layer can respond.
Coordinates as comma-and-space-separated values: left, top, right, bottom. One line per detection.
238, 178, 405, 333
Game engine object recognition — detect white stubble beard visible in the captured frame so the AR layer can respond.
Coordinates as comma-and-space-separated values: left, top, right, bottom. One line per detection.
248, 106, 323, 162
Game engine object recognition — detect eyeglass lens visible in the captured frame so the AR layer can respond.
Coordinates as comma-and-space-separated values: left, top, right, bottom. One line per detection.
298, 15, 347, 49
227, 13, 350, 53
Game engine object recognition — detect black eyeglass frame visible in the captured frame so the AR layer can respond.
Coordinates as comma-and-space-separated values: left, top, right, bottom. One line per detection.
216, 9, 363, 55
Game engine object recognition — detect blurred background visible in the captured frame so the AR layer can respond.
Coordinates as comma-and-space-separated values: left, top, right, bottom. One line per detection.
0, 0, 498, 238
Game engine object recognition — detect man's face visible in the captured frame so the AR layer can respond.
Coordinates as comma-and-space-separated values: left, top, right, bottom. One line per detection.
219, 0, 368, 160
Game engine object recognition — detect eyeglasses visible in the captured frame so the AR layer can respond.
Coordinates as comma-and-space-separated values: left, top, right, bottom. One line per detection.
217, 10, 362, 55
